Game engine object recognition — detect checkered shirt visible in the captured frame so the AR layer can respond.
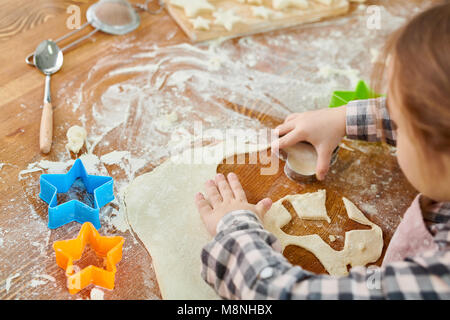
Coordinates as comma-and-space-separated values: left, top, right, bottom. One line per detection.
200, 98, 450, 300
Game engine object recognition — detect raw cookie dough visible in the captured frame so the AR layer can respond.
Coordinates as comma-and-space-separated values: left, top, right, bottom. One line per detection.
65, 125, 87, 154
124, 142, 268, 299
284, 189, 331, 223
190, 16, 211, 30
252, 6, 275, 19
264, 194, 383, 276
170, 0, 215, 17
213, 9, 243, 31
283, 142, 318, 176
125, 141, 382, 298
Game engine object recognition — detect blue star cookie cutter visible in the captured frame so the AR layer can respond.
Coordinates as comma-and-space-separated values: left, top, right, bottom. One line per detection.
39, 158, 114, 229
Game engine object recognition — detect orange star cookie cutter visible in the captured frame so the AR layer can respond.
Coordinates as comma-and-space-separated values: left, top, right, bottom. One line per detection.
53, 222, 125, 294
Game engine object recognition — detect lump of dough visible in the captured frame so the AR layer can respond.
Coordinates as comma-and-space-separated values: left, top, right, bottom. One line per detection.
65, 125, 87, 154
285, 189, 331, 223
190, 16, 211, 30
284, 142, 318, 176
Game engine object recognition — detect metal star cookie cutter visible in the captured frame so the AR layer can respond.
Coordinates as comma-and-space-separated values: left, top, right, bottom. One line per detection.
39, 158, 114, 229
275, 142, 340, 183
53, 222, 124, 294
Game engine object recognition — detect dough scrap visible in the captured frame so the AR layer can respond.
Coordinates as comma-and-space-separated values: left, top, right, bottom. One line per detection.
263, 194, 383, 276
65, 125, 87, 154
284, 189, 330, 223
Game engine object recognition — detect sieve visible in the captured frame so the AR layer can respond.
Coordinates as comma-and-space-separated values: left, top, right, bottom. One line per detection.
26, 0, 164, 66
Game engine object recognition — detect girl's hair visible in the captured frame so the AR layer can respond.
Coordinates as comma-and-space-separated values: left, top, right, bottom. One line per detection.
372, 2, 450, 154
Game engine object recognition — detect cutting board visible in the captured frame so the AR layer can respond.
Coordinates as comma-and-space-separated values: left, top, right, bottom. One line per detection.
166, 0, 351, 42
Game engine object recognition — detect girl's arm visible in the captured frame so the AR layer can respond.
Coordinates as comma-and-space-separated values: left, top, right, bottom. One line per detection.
201, 209, 450, 300
346, 97, 397, 146
197, 174, 450, 300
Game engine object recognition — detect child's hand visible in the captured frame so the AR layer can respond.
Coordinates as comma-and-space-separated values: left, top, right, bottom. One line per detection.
195, 172, 272, 236
272, 106, 347, 180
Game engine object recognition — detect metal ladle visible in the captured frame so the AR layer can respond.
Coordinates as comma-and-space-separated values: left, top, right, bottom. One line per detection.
34, 40, 63, 154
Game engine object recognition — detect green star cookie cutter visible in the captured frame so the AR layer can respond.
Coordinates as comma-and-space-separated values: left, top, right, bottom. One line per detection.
329, 80, 383, 108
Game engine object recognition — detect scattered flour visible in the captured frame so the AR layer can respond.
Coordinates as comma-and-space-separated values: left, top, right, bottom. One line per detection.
5, 273, 20, 293
90, 287, 105, 300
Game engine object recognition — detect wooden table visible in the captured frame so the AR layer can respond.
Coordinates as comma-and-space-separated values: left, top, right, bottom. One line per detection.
0, 0, 431, 299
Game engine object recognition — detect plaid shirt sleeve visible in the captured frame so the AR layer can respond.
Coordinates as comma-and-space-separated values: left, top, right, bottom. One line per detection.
346, 97, 397, 146
201, 210, 450, 300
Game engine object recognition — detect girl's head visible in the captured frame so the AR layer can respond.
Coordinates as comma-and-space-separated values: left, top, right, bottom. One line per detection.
375, 2, 450, 201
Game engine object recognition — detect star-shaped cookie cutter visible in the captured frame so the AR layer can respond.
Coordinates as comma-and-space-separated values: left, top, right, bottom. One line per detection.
53, 222, 125, 294
39, 158, 114, 229
329, 80, 382, 108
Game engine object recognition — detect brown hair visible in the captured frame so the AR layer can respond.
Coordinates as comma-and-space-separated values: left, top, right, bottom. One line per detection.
372, 2, 450, 154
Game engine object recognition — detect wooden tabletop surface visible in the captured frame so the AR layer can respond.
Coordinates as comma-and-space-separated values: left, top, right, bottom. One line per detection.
0, 0, 432, 299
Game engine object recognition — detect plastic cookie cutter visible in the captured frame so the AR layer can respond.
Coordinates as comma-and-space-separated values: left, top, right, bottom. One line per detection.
53, 222, 125, 294
39, 158, 114, 229
329, 80, 383, 108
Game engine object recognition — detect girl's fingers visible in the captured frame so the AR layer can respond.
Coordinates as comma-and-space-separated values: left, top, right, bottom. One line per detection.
274, 130, 304, 150
315, 144, 333, 181
255, 198, 273, 219
195, 192, 212, 216
215, 173, 234, 201
205, 179, 223, 207
227, 173, 247, 201
284, 113, 298, 123
275, 121, 295, 137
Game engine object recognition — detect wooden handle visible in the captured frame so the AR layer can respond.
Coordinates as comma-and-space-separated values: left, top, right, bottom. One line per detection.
39, 102, 53, 154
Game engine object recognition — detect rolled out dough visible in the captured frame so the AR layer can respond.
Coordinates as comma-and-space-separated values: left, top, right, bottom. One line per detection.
124, 142, 267, 299
263, 193, 383, 276
124, 141, 382, 299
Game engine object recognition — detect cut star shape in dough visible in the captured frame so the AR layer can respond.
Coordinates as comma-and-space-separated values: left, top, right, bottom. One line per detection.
284, 189, 331, 223
190, 16, 211, 31
170, 0, 215, 17
263, 192, 384, 276
272, 0, 308, 10
213, 9, 243, 31
252, 6, 275, 19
